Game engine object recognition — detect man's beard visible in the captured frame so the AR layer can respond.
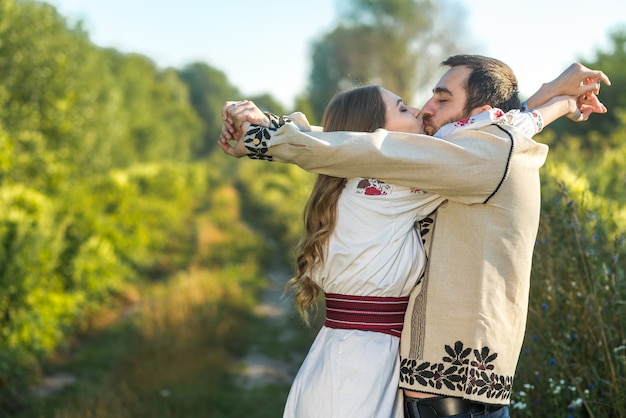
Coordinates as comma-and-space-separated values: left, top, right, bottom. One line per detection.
423, 112, 467, 136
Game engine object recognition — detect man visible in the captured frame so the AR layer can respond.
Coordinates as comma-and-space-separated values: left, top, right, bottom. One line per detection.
219, 56, 609, 417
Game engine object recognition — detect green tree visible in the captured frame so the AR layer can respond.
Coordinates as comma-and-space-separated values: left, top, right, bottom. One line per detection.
248, 93, 287, 116
0, 0, 118, 185
0, 0, 202, 183
108, 51, 202, 165
0, 1, 206, 411
178, 63, 241, 157
306, 0, 470, 120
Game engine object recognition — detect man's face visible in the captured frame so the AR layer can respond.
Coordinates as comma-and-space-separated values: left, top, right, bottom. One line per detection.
420, 66, 472, 135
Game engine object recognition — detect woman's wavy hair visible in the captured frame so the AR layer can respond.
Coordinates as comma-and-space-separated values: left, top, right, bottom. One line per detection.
286, 85, 387, 324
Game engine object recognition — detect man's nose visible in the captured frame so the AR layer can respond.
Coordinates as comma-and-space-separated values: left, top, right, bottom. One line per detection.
420, 99, 435, 117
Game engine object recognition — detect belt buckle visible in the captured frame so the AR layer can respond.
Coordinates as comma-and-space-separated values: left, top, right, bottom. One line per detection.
405, 397, 438, 418
405, 395, 494, 417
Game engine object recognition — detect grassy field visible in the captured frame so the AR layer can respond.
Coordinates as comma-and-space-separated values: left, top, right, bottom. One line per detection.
11, 191, 321, 418
14, 264, 320, 418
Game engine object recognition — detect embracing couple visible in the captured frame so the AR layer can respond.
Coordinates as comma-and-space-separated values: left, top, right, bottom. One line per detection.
219, 55, 610, 418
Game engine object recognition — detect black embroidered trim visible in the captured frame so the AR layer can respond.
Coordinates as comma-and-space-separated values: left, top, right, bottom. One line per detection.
400, 341, 513, 400
483, 125, 513, 204
416, 215, 434, 245
244, 113, 291, 161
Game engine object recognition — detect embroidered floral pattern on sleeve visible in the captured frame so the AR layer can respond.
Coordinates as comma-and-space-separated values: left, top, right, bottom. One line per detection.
399, 341, 513, 400
529, 110, 543, 133
244, 113, 291, 161
355, 178, 391, 196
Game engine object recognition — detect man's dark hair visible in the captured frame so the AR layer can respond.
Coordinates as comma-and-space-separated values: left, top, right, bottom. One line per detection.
442, 54, 521, 114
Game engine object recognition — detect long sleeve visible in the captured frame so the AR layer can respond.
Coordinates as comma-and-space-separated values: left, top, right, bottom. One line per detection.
244, 114, 527, 205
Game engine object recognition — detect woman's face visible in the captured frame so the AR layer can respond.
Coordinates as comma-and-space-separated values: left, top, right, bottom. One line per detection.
380, 88, 424, 134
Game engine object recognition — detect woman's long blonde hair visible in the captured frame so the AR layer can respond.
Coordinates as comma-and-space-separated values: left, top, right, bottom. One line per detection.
286, 85, 387, 324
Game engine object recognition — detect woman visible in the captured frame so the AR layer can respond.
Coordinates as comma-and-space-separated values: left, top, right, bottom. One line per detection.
284, 85, 444, 417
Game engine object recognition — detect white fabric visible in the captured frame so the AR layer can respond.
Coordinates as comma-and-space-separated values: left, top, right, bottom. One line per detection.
434, 108, 543, 138
283, 180, 443, 418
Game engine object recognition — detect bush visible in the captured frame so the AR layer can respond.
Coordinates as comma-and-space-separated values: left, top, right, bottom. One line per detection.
512, 174, 626, 417
0, 163, 209, 414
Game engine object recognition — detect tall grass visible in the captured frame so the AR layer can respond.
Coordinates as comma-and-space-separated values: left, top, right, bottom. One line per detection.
12, 170, 317, 417
512, 176, 626, 417
16, 260, 294, 418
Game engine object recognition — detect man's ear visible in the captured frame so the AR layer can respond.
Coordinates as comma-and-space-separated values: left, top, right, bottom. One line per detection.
470, 105, 492, 116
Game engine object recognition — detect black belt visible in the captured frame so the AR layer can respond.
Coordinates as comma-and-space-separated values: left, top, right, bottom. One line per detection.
404, 395, 503, 417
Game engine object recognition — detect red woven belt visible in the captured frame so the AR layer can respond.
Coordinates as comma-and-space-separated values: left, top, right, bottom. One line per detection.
324, 293, 410, 338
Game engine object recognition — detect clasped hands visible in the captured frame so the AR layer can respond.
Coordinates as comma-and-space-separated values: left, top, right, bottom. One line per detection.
548, 62, 610, 121
217, 100, 268, 157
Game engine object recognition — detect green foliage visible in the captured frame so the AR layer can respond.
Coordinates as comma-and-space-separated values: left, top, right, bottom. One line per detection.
512, 169, 626, 417
59, 163, 205, 274
578, 115, 626, 208
0, 185, 69, 352
14, 264, 273, 418
0, 161, 209, 414
108, 53, 202, 165
545, 113, 626, 217
178, 62, 241, 157
0, 0, 205, 189
0, 0, 117, 179
0, 2, 218, 411
0, 0, 624, 416
546, 25, 626, 144
307, 0, 469, 119
10, 159, 296, 417
0, 0, 295, 413
235, 159, 315, 268
0, 348, 40, 414
248, 93, 288, 116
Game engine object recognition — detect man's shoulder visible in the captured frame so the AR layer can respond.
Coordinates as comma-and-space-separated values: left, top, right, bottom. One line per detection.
479, 123, 515, 136
444, 123, 514, 143
478, 124, 549, 159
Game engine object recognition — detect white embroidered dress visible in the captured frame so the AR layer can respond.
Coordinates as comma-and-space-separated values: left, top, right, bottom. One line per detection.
282, 109, 543, 418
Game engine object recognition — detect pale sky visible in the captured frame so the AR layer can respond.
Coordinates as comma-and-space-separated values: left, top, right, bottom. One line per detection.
46, 0, 624, 107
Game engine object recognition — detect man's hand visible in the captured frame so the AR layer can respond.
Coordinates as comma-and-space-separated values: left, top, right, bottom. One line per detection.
575, 92, 605, 120
220, 100, 269, 141
526, 63, 611, 113
547, 62, 610, 96
557, 92, 605, 123
218, 100, 270, 158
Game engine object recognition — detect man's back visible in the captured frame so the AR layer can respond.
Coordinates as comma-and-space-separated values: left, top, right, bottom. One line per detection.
399, 124, 548, 404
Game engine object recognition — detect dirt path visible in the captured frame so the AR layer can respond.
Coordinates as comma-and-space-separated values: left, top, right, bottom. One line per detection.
31, 269, 306, 400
